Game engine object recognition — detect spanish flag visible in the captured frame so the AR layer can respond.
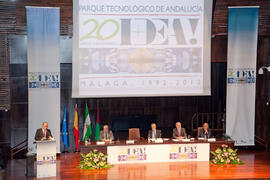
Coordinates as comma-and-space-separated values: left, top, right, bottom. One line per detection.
73, 104, 79, 151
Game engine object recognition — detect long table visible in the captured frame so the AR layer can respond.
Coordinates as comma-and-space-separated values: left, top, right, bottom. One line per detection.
80, 139, 234, 164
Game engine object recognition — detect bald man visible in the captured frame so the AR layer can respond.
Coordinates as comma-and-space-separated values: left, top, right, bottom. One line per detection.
99, 125, 114, 141
200, 123, 212, 138
34, 122, 53, 141
148, 123, 162, 139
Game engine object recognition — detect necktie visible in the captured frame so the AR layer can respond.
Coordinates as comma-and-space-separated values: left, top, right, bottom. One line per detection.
178, 129, 180, 137
43, 130, 46, 138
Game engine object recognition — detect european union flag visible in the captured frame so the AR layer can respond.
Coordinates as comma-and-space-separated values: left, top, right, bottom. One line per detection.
61, 107, 69, 148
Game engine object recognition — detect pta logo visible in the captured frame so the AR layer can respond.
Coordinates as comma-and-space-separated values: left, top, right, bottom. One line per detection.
118, 147, 147, 161
28, 72, 60, 88
119, 147, 146, 155
227, 69, 256, 84
79, 17, 202, 47
37, 154, 56, 165
170, 145, 197, 153
170, 145, 197, 160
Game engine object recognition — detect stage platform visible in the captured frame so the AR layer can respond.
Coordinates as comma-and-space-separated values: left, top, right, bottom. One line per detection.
3, 150, 270, 179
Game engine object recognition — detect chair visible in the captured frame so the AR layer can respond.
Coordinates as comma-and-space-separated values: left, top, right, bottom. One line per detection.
197, 127, 203, 137
129, 128, 140, 140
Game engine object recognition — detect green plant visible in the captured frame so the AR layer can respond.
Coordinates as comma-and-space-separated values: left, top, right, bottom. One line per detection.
210, 144, 244, 165
78, 149, 113, 169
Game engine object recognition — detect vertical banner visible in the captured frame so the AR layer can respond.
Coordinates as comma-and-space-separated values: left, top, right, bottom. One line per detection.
27, 7, 60, 152
226, 7, 259, 146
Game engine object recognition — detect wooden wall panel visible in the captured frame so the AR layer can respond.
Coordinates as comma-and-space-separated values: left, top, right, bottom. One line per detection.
255, 37, 270, 143
0, 0, 16, 34
211, 36, 227, 62
0, 35, 10, 110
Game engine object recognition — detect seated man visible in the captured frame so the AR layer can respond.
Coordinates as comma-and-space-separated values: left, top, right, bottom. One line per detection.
172, 122, 187, 140
200, 122, 212, 138
147, 123, 162, 139
99, 125, 114, 141
34, 121, 53, 141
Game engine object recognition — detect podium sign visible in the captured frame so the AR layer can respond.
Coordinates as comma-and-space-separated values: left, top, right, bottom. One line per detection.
108, 143, 209, 164
36, 140, 56, 178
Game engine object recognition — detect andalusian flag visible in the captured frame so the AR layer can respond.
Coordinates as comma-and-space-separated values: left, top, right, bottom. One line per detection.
73, 104, 79, 151
95, 104, 100, 141
83, 104, 92, 141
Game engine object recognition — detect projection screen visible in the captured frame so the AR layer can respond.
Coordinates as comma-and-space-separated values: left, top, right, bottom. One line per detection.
72, 0, 213, 97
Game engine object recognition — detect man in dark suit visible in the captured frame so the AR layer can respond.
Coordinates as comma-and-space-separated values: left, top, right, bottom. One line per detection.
34, 122, 53, 141
200, 123, 212, 138
148, 123, 162, 139
99, 125, 114, 141
172, 122, 187, 139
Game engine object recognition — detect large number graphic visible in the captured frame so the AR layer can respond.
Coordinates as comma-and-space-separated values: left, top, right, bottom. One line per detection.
80, 19, 119, 41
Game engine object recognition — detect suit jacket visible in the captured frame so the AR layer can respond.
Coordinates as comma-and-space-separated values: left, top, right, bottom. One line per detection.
147, 129, 162, 139
99, 130, 114, 141
172, 128, 187, 138
200, 128, 212, 138
34, 128, 53, 141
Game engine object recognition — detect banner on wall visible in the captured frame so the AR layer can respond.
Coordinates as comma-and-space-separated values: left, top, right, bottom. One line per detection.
72, 0, 213, 97
27, 7, 61, 152
226, 7, 259, 146
107, 143, 209, 164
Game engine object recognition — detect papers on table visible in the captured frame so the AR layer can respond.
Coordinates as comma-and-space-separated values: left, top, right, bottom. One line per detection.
126, 140, 135, 144
172, 138, 192, 142
182, 139, 191, 142
197, 137, 216, 142
96, 141, 105, 145
207, 138, 216, 142
154, 138, 163, 143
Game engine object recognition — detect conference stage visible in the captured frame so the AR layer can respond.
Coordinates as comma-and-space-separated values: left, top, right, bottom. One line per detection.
2, 0, 270, 179
5, 151, 270, 179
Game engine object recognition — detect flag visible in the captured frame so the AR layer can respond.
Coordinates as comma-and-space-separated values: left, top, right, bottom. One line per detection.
73, 104, 79, 151
95, 103, 100, 141
83, 104, 92, 141
61, 106, 69, 148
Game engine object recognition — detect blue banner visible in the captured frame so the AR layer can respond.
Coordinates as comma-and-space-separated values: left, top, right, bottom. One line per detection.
226, 7, 259, 146
27, 7, 61, 154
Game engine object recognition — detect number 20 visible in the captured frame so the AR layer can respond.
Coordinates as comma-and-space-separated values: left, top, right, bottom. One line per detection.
80, 19, 119, 41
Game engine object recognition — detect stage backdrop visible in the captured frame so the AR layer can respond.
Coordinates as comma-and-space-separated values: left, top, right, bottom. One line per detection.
226, 7, 259, 146
72, 0, 213, 97
26, 7, 61, 152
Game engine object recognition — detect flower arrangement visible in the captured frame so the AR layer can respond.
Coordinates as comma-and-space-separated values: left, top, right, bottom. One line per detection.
78, 149, 113, 169
210, 144, 244, 165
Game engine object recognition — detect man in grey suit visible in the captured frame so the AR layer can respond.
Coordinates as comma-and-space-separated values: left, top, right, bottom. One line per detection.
172, 122, 187, 139
99, 125, 114, 141
148, 123, 162, 139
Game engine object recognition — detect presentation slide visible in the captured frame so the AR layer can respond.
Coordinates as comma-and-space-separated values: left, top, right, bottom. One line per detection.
72, 0, 213, 97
